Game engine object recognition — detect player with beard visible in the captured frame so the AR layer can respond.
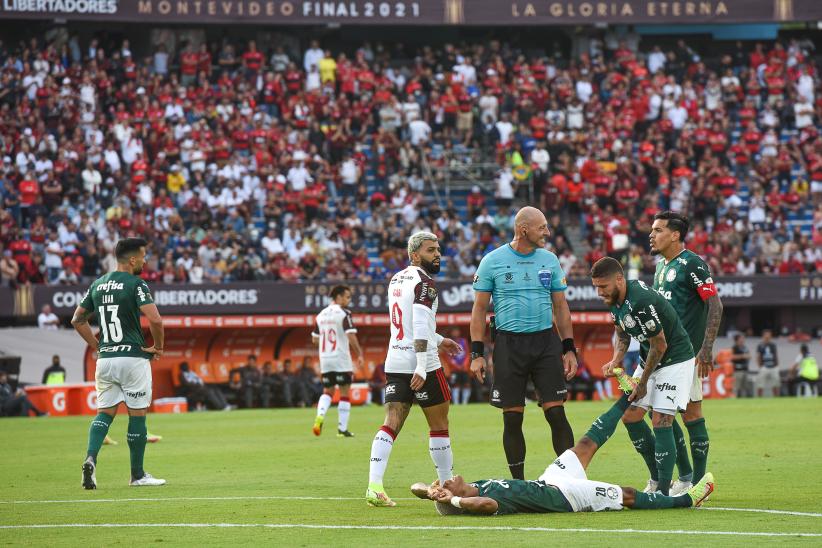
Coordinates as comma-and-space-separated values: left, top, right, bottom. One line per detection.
645, 211, 722, 494
72, 238, 166, 489
366, 232, 462, 507
470, 206, 578, 481
591, 257, 696, 496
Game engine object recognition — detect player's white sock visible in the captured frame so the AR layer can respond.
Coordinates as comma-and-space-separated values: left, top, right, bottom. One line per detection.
316, 394, 332, 418
368, 426, 396, 486
429, 429, 453, 483
338, 397, 351, 431
460, 388, 471, 404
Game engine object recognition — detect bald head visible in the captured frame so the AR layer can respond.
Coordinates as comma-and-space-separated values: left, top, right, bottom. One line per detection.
514, 206, 545, 228
512, 206, 550, 252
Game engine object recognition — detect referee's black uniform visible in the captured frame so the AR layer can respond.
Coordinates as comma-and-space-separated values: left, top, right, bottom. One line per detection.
472, 242, 576, 479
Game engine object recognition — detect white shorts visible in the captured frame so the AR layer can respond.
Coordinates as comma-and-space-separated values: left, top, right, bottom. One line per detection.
689, 362, 703, 402
537, 450, 624, 512
95, 356, 153, 410
631, 358, 695, 415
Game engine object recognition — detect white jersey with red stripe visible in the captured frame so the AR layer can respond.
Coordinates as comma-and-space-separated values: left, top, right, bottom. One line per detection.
384, 265, 442, 374
312, 303, 356, 373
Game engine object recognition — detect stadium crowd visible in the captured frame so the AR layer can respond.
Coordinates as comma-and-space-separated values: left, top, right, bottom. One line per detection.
0, 32, 821, 288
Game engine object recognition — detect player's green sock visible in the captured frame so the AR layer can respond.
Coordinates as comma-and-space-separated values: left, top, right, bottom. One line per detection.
584, 394, 630, 447
632, 491, 691, 509
672, 419, 693, 481
624, 420, 658, 481
685, 418, 709, 482
86, 413, 114, 462
653, 425, 676, 495
127, 416, 148, 480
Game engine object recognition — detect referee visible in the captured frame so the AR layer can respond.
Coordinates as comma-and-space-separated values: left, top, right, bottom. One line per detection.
470, 206, 578, 480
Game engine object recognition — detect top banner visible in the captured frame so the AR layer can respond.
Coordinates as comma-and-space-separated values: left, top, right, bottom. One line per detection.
9, 274, 822, 318
0, 0, 820, 24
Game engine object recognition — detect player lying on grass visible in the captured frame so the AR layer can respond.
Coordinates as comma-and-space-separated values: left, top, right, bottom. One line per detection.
411, 373, 714, 515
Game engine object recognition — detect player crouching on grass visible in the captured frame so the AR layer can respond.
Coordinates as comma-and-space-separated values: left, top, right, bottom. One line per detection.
411, 375, 714, 516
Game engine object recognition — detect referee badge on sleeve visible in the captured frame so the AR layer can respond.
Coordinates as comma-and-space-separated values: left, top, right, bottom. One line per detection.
538, 270, 553, 289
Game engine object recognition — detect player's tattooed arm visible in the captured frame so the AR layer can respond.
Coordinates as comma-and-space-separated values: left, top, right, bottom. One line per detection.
613, 324, 631, 361
696, 294, 724, 377
643, 332, 668, 377
71, 306, 99, 348
603, 324, 631, 377
630, 331, 667, 402
71, 306, 92, 326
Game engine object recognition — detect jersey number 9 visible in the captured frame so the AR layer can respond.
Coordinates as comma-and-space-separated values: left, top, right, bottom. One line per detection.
391, 302, 404, 340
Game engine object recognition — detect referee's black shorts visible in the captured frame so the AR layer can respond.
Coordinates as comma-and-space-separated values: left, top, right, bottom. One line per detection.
491, 328, 567, 408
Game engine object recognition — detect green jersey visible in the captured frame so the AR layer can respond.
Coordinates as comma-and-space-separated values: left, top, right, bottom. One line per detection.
80, 271, 155, 359
473, 479, 573, 515
610, 280, 694, 368
653, 249, 717, 353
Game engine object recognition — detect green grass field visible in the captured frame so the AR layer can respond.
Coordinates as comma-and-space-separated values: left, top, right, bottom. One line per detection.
2, 398, 821, 546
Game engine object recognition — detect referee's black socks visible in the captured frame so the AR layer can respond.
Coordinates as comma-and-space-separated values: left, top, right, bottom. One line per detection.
502, 411, 526, 480
544, 406, 575, 456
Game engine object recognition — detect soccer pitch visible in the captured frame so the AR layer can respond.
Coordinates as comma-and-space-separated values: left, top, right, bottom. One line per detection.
1, 398, 821, 546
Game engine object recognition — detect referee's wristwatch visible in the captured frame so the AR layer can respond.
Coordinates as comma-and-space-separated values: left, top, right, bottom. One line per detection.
562, 338, 577, 356
470, 341, 484, 361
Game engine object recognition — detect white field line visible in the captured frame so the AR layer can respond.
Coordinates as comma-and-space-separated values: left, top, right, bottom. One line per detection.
0, 496, 416, 504
1, 496, 821, 518
0, 523, 820, 537
703, 507, 822, 518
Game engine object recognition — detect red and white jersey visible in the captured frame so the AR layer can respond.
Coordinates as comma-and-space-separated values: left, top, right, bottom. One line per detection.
312, 303, 356, 373
385, 266, 442, 374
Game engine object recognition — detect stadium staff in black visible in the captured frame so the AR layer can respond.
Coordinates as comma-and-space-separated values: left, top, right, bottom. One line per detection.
470, 206, 578, 480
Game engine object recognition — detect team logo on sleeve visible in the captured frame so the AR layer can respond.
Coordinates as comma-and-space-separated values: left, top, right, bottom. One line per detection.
645, 320, 657, 331
666, 269, 677, 282
137, 285, 149, 303
538, 270, 552, 289
623, 314, 636, 328
473, 274, 479, 284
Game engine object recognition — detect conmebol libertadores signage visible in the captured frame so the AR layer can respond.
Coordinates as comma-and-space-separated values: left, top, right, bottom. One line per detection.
7, 275, 820, 317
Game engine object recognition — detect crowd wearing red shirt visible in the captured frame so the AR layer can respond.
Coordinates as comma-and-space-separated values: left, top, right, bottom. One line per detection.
0, 32, 820, 289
